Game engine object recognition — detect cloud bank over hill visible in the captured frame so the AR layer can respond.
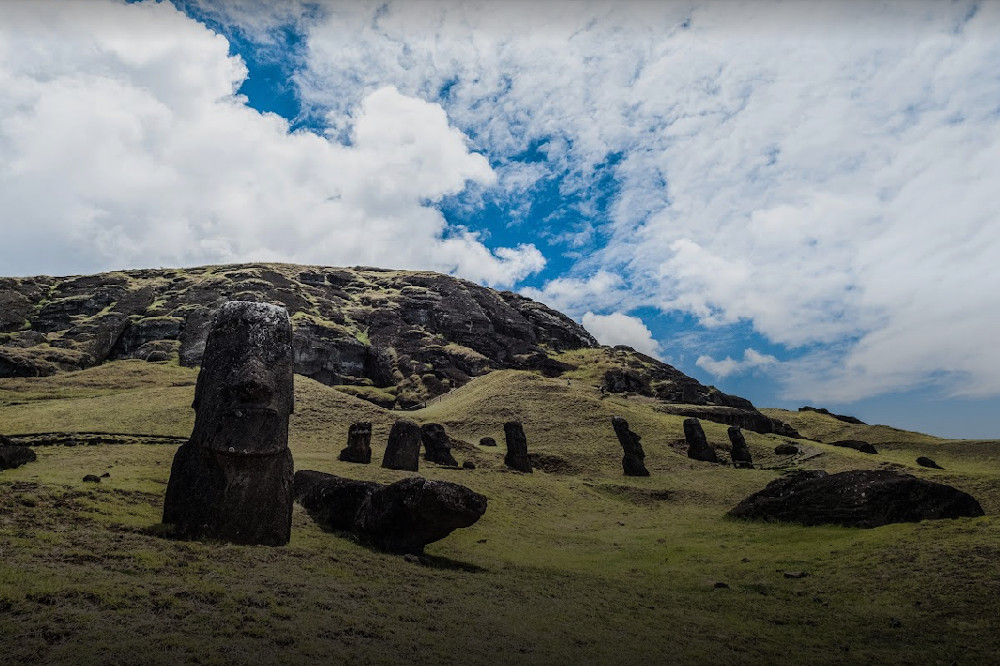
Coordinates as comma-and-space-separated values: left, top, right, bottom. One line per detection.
0, 0, 542, 286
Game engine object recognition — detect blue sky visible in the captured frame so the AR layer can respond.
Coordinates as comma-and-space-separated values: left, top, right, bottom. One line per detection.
1, 0, 999, 438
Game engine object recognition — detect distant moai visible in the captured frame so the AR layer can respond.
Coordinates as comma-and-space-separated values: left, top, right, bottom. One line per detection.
503, 421, 532, 473
339, 422, 373, 464
382, 419, 422, 471
421, 423, 459, 467
611, 416, 649, 476
728, 426, 753, 469
162, 301, 295, 546
683, 417, 719, 463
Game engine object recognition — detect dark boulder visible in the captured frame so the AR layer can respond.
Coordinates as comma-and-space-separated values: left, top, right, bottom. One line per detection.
0, 445, 36, 470
684, 418, 719, 463
462, 461, 476, 470
382, 419, 422, 471
83, 474, 101, 483
728, 470, 984, 528
916, 456, 944, 470
293, 470, 380, 531
603, 368, 650, 395
611, 416, 649, 476
421, 423, 459, 467
774, 443, 799, 456
830, 440, 878, 454
162, 301, 296, 546
339, 422, 373, 464
479, 437, 497, 447
355, 476, 488, 554
503, 421, 532, 473
728, 427, 753, 469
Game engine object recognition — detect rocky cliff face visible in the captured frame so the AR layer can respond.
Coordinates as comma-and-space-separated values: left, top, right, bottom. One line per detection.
0, 264, 596, 408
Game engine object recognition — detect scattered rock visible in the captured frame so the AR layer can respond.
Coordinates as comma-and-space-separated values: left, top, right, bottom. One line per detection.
684, 418, 719, 463
714, 582, 730, 589
100, 472, 110, 478
162, 301, 296, 546
728, 469, 985, 528
421, 423, 459, 467
338, 421, 373, 464
774, 443, 799, 456
611, 416, 650, 476
83, 475, 101, 483
829, 440, 878, 454
916, 456, 943, 470
728, 427, 753, 469
503, 421, 532, 473
462, 461, 476, 470
382, 419, 422, 471
479, 437, 497, 447
0, 445, 36, 470
783, 571, 810, 579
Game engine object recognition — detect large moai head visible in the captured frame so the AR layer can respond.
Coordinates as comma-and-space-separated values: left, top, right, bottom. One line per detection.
190, 301, 294, 456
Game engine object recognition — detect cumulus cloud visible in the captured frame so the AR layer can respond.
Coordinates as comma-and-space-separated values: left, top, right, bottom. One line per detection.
520, 270, 630, 319
581, 312, 661, 357
288, 0, 1000, 401
0, 0, 541, 286
697, 348, 779, 380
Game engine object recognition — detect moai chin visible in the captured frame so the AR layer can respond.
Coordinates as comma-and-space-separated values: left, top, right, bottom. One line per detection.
162, 301, 295, 546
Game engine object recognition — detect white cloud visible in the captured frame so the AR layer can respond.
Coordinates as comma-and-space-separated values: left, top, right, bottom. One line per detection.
520, 270, 629, 319
288, 0, 1000, 401
0, 0, 541, 287
582, 311, 661, 357
697, 348, 779, 380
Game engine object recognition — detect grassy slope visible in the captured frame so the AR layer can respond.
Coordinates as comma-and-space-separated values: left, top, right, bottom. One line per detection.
1, 362, 999, 664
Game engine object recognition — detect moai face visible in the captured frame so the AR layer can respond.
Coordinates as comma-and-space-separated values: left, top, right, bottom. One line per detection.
191, 301, 294, 456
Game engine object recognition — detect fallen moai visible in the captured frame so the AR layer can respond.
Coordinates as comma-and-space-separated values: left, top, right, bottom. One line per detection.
339, 422, 372, 464
728, 469, 984, 528
611, 416, 649, 476
162, 301, 295, 546
684, 418, 719, 463
294, 470, 487, 554
916, 456, 944, 470
829, 439, 878, 454
503, 420, 532, 473
0, 444, 36, 470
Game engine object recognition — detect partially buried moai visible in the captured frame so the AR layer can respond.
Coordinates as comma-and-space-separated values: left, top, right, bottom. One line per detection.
503, 420, 532, 473
612, 416, 649, 476
382, 418, 422, 471
421, 423, 459, 467
684, 417, 719, 464
339, 422, 373, 464
728, 426, 754, 469
162, 301, 295, 546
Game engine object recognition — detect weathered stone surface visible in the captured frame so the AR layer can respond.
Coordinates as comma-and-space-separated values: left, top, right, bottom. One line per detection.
728, 427, 753, 469
503, 421, 532, 473
354, 476, 488, 554
916, 456, 944, 470
0, 445, 36, 470
338, 422, 372, 464
774, 443, 800, 456
684, 418, 719, 463
728, 470, 984, 528
421, 423, 459, 467
382, 419, 422, 471
830, 440, 878, 454
293, 470, 380, 531
799, 406, 866, 425
162, 301, 295, 546
479, 437, 497, 447
611, 416, 649, 476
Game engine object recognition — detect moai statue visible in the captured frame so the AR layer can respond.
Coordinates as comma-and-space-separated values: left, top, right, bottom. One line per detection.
162, 301, 295, 546
382, 419, 422, 471
503, 421, 532, 473
421, 423, 459, 467
339, 422, 373, 464
683, 417, 719, 464
612, 416, 650, 476
728, 426, 754, 469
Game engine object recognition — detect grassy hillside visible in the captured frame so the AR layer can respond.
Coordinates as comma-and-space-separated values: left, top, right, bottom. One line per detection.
1, 361, 999, 664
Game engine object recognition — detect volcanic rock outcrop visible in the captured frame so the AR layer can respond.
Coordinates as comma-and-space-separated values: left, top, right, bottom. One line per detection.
294, 470, 487, 554
382, 419, 422, 471
421, 423, 459, 467
684, 418, 719, 464
503, 421, 532, 473
339, 422, 373, 464
728, 470, 984, 528
611, 416, 649, 476
162, 301, 295, 546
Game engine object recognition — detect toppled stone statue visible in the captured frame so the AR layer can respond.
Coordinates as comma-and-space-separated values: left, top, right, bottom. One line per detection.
829, 439, 878, 454
382, 419, 422, 471
503, 421, 532, 473
339, 422, 373, 464
916, 456, 944, 470
294, 470, 487, 554
421, 423, 459, 467
684, 418, 719, 463
162, 301, 295, 546
728, 470, 984, 528
728, 427, 753, 469
774, 443, 799, 456
0, 444, 36, 470
611, 416, 649, 476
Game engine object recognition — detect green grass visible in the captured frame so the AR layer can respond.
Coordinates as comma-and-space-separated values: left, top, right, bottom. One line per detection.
1, 362, 999, 663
